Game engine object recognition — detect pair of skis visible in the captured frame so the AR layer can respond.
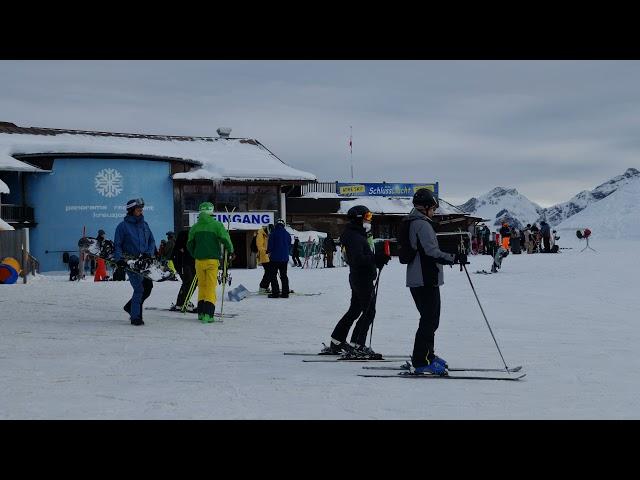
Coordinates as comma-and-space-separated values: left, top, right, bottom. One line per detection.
218, 207, 235, 320
361, 361, 524, 380
285, 352, 525, 381
144, 306, 238, 318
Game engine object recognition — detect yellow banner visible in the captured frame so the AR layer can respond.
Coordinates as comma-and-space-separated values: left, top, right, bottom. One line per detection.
339, 184, 366, 195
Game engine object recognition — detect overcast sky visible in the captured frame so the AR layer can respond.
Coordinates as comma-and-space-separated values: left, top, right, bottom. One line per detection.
1, 60, 639, 206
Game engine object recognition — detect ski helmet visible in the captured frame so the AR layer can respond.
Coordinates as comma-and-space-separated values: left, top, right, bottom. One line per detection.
276, 218, 285, 226
347, 205, 372, 222
126, 198, 145, 211
199, 202, 214, 215
412, 188, 438, 209
98, 229, 106, 236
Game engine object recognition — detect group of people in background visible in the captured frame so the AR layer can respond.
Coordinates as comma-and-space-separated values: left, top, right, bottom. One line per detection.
254, 219, 292, 298
472, 220, 560, 257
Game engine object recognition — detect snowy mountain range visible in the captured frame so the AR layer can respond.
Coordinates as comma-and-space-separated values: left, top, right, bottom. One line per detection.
539, 168, 640, 226
556, 179, 640, 239
458, 168, 640, 233
458, 187, 543, 230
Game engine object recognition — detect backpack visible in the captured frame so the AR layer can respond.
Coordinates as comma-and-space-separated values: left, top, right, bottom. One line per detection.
250, 235, 258, 253
397, 218, 418, 264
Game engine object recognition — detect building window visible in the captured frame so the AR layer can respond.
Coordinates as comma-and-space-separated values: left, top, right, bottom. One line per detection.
183, 184, 214, 211
248, 186, 278, 211
216, 185, 248, 212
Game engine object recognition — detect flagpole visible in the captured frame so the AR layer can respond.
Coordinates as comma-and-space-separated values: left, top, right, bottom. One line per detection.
350, 125, 353, 180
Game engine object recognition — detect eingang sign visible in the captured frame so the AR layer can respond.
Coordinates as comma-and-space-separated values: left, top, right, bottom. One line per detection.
189, 211, 275, 229
337, 182, 438, 197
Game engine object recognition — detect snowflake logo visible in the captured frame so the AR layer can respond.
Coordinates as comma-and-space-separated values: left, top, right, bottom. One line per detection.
95, 168, 123, 198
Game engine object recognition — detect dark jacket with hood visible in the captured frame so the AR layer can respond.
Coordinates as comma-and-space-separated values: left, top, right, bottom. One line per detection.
114, 214, 156, 261
540, 221, 551, 237
404, 208, 455, 288
340, 222, 376, 286
171, 230, 195, 274
267, 224, 292, 262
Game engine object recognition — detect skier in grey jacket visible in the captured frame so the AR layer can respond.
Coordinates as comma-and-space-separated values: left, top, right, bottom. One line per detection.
404, 188, 466, 375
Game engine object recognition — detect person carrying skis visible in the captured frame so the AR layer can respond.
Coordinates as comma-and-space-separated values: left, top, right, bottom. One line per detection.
170, 229, 196, 311
114, 198, 156, 326
403, 188, 466, 375
266, 218, 292, 298
323, 205, 390, 357
186, 202, 234, 323
256, 224, 272, 293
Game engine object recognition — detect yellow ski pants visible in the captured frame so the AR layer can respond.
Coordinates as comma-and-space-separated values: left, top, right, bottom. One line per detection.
195, 259, 220, 305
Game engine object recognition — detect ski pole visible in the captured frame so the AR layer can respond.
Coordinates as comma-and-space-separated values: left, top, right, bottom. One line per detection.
461, 262, 511, 373
218, 207, 235, 319
456, 233, 511, 372
182, 275, 198, 313
367, 267, 382, 349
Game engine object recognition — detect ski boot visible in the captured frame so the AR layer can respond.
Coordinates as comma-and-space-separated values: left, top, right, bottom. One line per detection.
432, 355, 448, 369
320, 339, 346, 355
131, 317, 144, 326
201, 314, 214, 323
352, 344, 383, 360
413, 361, 447, 376
169, 303, 180, 311
258, 287, 271, 295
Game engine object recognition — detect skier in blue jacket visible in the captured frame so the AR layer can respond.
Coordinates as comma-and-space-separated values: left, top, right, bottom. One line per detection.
266, 218, 292, 298
114, 198, 157, 326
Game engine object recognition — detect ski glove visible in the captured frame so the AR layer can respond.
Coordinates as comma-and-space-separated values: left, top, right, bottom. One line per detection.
375, 252, 391, 269
116, 259, 127, 269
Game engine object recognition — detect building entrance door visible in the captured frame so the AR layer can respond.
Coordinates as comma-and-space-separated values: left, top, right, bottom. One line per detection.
229, 230, 249, 268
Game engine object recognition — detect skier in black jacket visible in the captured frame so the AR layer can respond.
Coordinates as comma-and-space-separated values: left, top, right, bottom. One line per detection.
322, 205, 390, 358
171, 229, 196, 311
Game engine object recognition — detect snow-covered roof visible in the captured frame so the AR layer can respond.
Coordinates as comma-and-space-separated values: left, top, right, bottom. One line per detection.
0, 218, 14, 230
334, 196, 465, 216
0, 124, 316, 182
0, 178, 9, 194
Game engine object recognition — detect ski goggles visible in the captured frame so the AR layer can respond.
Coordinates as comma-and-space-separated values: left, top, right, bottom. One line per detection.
363, 211, 373, 222
128, 198, 145, 209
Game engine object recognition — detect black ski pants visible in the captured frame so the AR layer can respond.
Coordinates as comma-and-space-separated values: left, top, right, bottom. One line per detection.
331, 276, 376, 346
543, 235, 551, 253
410, 286, 441, 368
259, 263, 271, 289
269, 261, 290, 296
292, 253, 302, 267
175, 264, 196, 307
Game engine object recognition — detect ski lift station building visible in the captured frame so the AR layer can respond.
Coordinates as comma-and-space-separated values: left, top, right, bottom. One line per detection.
0, 121, 316, 272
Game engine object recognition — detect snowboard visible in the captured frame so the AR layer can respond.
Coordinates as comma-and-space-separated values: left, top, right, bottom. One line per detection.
78, 237, 172, 282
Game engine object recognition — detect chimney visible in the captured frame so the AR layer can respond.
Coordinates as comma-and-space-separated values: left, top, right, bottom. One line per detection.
217, 127, 232, 138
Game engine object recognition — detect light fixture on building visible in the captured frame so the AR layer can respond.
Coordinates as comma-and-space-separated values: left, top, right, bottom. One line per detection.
217, 127, 232, 138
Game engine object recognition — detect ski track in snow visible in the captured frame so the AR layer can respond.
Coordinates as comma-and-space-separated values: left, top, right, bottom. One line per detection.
1, 237, 639, 419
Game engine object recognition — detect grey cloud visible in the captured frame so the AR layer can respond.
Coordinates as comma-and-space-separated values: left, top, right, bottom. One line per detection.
1, 60, 639, 207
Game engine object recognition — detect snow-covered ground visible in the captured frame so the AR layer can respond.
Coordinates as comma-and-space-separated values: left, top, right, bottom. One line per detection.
1, 235, 639, 419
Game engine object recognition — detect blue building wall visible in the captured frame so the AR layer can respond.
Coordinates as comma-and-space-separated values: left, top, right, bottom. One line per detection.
27, 158, 174, 272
